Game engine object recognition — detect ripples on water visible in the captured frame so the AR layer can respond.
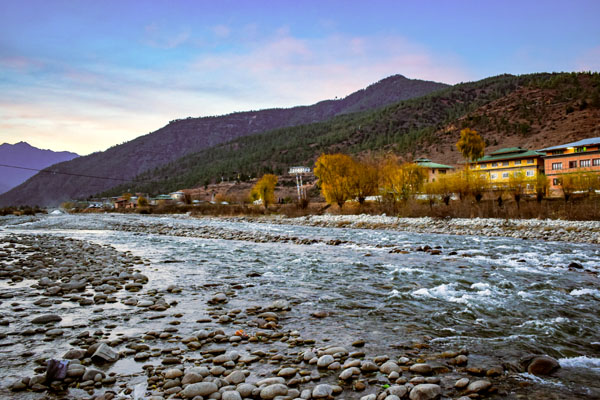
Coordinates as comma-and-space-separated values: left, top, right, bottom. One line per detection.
2, 214, 599, 395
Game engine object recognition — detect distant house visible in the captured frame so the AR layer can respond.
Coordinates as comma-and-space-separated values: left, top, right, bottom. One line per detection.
469, 147, 545, 190
415, 158, 454, 183
541, 137, 600, 196
169, 191, 186, 202
153, 194, 174, 206
114, 197, 136, 209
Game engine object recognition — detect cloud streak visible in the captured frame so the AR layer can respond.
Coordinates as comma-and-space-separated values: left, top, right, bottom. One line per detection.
0, 31, 471, 154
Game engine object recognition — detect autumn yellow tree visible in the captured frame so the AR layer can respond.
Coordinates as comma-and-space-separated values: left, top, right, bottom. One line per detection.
426, 173, 455, 206
314, 154, 354, 208
349, 156, 379, 204
250, 174, 278, 209
534, 173, 549, 203
137, 196, 149, 207
456, 128, 485, 166
379, 157, 426, 205
507, 171, 528, 209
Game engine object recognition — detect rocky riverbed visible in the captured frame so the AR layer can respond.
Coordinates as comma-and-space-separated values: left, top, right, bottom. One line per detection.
245, 215, 600, 244
1, 214, 599, 399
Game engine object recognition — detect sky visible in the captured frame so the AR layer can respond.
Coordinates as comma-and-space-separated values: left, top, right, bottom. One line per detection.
1, 1, 599, 155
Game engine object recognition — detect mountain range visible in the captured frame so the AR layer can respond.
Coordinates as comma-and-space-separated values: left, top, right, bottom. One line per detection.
0, 142, 79, 196
1, 72, 599, 207
0, 75, 448, 206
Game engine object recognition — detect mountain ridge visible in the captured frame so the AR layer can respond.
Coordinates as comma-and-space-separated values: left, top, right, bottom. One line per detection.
0, 75, 448, 206
0, 142, 79, 195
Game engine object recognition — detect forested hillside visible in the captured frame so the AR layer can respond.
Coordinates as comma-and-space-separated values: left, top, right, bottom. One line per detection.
0, 75, 447, 206
105, 72, 600, 197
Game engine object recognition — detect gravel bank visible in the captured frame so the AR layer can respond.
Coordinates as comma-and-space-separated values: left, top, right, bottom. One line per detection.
250, 215, 600, 244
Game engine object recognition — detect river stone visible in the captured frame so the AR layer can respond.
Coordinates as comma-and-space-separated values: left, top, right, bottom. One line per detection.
66, 363, 86, 378
260, 384, 288, 399
312, 384, 333, 398
322, 346, 348, 356
317, 355, 334, 368
181, 372, 203, 385
164, 368, 183, 379
466, 380, 491, 393
409, 384, 441, 400
339, 367, 360, 380
211, 293, 228, 303
82, 369, 105, 382
213, 354, 231, 364
31, 314, 61, 324
225, 370, 246, 385
409, 363, 432, 374
237, 383, 257, 397
63, 349, 85, 360
222, 390, 242, 400
278, 368, 297, 378
528, 356, 560, 376
91, 343, 119, 363
455, 378, 469, 388
360, 361, 379, 372
181, 382, 218, 398
303, 351, 317, 361
385, 396, 400, 400
380, 361, 400, 374
360, 395, 376, 400
256, 377, 286, 386
388, 385, 408, 398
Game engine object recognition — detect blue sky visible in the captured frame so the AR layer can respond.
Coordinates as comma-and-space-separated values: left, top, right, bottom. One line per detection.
1, 0, 599, 154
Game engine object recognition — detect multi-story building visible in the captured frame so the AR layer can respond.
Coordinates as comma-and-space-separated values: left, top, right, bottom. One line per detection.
469, 147, 546, 189
541, 137, 600, 196
415, 158, 454, 182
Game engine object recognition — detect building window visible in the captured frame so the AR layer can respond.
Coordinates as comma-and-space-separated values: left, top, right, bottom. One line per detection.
527, 159, 535, 164
490, 173, 498, 179
502, 172, 509, 178
580, 159, 591, 167
502, 161, 509, 166
552, 150, 563, 155
593, 159, 600, 167
526, 170, 535, 177
569, 161, 577, 168
439, 170, 446, 174
515, 160, 521, 165
526, 184, 532, 190
575, 147, 587, 153
480, 164, 485, 169
552, 162, 563, 170
553, 178, 561, 185
492, 162, 498, 167
480, 174, 486, 179
431, 169, 436, 174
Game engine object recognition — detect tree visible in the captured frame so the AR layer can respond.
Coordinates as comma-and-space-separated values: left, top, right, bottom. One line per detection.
534, 173, 548, 203
508, 171, 527, 209
466, 170, 489, 203
349, 156, 379, 204
137, 196, 149, 207
456, 128, 485, 165
314, 154, 354, 208
250, 174, 278, 209
379, 157, 426, 205
427, 174, 455, 206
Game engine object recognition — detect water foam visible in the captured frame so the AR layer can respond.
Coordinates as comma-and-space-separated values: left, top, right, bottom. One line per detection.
570, 288, 600, 297
558, 356, 600, 370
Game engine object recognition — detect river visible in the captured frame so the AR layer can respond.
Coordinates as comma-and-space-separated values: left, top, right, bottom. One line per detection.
0, 213, 599, 399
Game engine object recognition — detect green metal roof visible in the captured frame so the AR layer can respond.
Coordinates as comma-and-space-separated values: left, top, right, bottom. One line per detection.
476, 149, 546, 163
489, 147, 526, 155
415, 160, 454, 169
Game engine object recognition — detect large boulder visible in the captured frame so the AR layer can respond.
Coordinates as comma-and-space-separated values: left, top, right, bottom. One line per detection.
409, 384, 441, 400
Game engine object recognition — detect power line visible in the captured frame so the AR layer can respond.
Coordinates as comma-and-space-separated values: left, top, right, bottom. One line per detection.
0, 163, 154, 184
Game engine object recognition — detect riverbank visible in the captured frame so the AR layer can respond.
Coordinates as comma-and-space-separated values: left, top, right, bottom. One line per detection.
235, 214, 600, 244
1, 214, 599, 399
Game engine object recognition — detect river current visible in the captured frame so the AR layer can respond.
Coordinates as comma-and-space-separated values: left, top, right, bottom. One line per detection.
1, 214, 599, 398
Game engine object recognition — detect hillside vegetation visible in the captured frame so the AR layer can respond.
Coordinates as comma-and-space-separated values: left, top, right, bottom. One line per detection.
105, 72, 600, 197
0, 75, 447, 206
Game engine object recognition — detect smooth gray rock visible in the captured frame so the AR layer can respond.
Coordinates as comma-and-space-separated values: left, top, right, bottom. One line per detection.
408, 384, 441, 400
260, 384, 288, 399
312, 384, 333, 398
181, 382, 219, 398
317, 355, 334, 368
222, 390, 242, 400
31, 314, 61, 324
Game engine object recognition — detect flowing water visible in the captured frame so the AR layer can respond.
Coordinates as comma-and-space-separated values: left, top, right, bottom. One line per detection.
1, 214, 599, 398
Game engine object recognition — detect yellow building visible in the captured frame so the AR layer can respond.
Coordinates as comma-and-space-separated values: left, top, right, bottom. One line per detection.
469, 147, 546, 188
